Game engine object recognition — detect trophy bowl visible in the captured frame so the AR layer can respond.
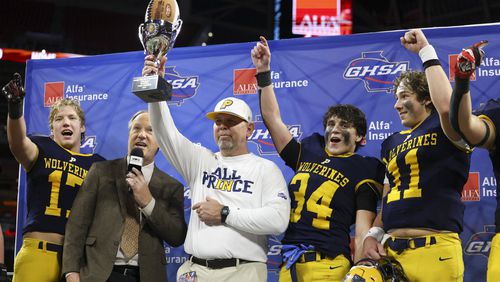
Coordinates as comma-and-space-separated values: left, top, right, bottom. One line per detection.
132, 0, 182, 102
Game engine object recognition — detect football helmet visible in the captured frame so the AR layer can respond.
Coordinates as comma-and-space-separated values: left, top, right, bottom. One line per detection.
342, 258, 408, 282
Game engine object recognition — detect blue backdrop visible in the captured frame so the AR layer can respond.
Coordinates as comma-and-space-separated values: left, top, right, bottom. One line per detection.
17, 23, 499, 281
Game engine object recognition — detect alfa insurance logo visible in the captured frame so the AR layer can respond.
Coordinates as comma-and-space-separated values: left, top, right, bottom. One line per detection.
44, 81, 65, 107
233, 68, 257, 95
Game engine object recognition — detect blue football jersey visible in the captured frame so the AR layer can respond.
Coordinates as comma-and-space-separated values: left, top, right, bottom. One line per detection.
380, 111, 470, 233
281, 133, 384, 259
474, 98, 500, 232
24, 136, 105, 235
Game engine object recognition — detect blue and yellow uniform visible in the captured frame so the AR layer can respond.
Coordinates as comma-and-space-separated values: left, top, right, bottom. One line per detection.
13, 136, 104, 282
380, 111, 470, 282
279, 133, 384, 282
474, 99, 500, 282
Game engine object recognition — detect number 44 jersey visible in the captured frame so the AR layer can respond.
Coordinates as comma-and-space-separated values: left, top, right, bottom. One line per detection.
24, 135, 105, 235
381, 111, 471, 233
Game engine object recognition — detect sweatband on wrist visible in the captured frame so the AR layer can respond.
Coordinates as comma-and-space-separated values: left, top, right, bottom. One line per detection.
255, 71, 272, 88
363, 227, 385, 243
8, 100, 23, 119
419, 45, 438, 63
419, 45, 441, 70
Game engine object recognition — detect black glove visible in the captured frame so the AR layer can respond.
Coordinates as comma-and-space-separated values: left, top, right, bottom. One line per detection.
2, 73, 25, 119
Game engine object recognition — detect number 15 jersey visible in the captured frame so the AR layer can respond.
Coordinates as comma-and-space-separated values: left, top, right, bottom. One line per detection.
380, 111, 470, 233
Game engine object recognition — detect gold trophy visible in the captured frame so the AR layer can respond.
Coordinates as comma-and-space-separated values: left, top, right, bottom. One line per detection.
132, 0, 182, 102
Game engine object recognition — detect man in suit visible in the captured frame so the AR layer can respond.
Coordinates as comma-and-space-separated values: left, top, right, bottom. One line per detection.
62, 111, 187, 282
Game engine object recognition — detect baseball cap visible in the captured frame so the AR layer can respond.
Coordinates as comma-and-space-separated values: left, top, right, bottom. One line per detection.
206, 97, 253, 123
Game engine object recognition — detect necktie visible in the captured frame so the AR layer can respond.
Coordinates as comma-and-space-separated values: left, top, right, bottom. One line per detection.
121, 215, 139, 259
120, 199, 140, 259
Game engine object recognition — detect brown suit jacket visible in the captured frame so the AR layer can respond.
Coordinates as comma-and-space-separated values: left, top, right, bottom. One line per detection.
62, 158, 187, 282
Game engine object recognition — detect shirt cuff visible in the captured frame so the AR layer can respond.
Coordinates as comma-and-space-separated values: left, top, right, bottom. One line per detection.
65, 272, 79, 278
139, 197, 156, 217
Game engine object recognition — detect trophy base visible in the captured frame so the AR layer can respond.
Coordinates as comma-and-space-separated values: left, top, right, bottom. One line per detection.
132, 75, 172, 102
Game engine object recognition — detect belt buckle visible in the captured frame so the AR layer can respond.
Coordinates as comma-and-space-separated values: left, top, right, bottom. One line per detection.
205, 260, 210, 268
123, 268, 133, 276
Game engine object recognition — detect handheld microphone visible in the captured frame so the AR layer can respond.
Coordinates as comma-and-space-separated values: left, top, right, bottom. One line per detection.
128, 148, 144, 192
128, 148, 144, 174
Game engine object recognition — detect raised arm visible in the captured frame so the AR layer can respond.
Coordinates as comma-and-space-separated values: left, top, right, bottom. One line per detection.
252, 36, 293, 153
450, 41, 496, 149
400, 29, 462, 143
3, 73, 38, 170
143, 55, 205, 181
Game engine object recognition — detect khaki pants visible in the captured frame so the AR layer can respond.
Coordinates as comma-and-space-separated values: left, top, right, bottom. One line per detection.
177, 258, 267, 282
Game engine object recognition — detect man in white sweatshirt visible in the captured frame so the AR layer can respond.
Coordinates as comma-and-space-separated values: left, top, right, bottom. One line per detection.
143, 55, 290, 282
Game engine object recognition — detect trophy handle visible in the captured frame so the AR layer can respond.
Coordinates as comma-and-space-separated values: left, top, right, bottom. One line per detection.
174, 19, 183, 35
138, 23, 146, 51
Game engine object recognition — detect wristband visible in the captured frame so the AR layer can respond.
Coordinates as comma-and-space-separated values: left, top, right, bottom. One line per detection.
363, 227, 385, 243
423, 59, 441, 70
419, 45, 438, 63
255, 71, 272, 88
8, 100, 23, 119
419, 45, 441, 70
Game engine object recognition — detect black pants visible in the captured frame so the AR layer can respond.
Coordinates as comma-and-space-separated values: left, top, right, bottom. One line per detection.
107, 265, 140, 282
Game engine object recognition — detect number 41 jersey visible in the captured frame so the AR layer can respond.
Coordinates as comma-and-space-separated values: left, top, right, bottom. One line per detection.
380, 111, 470, 233
24, 136, 105, 235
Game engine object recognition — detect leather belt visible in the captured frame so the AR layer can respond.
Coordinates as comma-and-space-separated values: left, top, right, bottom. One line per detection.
387, 236, 437, 254
113, 265, 139, 278
190, 256, 251, 269
37, 241, 62, 253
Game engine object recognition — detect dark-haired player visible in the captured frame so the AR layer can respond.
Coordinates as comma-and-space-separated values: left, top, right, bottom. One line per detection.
3, 74, 104, 282
252, 37, 384, 281
363, 29, 471, 282
448, 40, 498, 282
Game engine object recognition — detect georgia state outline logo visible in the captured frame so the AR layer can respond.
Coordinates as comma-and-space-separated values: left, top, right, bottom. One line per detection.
164, 66, 200, 105
248, 115, 303, 155
343, 51, 409, 93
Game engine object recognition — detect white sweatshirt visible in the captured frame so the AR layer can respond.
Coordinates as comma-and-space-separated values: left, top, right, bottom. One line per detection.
149, 102, 290, 262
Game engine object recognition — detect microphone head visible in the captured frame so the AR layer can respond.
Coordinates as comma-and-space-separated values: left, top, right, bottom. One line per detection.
128, 148, 144, 173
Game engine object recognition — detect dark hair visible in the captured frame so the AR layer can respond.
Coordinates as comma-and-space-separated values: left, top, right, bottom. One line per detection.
322, 104, 367, 151
393, 71, 434, 111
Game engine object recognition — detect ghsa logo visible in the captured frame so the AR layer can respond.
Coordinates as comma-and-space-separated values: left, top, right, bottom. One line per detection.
343, 51, 409, 93
183, 186, 191, 211
266, 235, 283, 271
248, 115, 302, 155
464, 225, 495, 258
448, 54, 477, 82
164, 66, 200, 105
80, 135, 97, 154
